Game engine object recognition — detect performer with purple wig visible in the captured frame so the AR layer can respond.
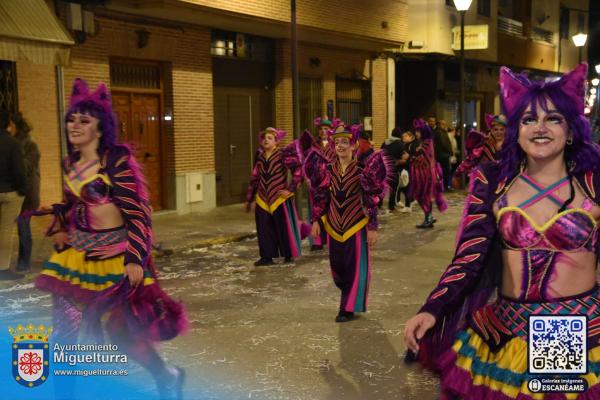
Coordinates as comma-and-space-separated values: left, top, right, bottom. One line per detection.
306, 124, 391, 322
245, 127, 304, 266
454, 113, 507, 177
404, 63, 600, 399
31, 79, 187, 399
409, 118, 448, 229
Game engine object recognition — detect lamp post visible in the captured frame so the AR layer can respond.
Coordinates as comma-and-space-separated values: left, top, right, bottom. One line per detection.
572, 32, 587, 64
453, 0, 472, 187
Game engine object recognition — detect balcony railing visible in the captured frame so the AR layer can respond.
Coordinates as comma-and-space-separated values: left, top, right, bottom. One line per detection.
498, 16, 523, 36
531, 27, 554, 45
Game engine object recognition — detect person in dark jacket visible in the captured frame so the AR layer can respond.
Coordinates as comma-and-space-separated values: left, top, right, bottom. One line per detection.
381, 127, 405, 211
0, 111, 26, 280
433, 119, 453, 191
12, 112, 40, 272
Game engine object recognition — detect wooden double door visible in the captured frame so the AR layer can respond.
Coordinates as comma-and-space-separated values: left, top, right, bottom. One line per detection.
113, 92, 164, 210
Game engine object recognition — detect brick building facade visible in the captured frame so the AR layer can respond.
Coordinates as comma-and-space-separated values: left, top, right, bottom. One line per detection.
9, 0, 407, 212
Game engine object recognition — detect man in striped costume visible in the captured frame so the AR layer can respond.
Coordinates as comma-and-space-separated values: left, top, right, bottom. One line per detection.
307, 124, 389, 322
246, 127, 304, 266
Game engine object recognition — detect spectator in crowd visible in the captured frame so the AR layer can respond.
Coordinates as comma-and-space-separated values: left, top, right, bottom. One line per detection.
381, 127, 405, 211
427, 117, 437, 131
433, 119, 453, 191
397, 130, 419, 212
11, 112, 40, 272
447, 125, 459, 189
356, 129, 374, 167
0, 111, 26, 280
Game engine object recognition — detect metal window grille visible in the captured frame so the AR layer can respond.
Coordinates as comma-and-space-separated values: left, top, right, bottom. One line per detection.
110, 62, 161, 89
0, 61, 18, 115
336, 77, 370, 125
299, 77, 323, 134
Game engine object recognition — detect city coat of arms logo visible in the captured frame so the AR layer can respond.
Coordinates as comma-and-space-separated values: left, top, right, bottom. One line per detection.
9, 323, 52, 388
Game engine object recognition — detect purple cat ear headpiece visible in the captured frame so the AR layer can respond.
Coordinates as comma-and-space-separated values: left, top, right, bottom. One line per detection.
260, 127, 286, 142
484, 113, 507, 130
499, 63, 587, 117
69, 78, 113, 116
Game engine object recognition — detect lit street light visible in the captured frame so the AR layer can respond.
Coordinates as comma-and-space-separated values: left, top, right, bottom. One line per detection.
593, 78, 599, 87
572, 32, 587, 63
596, 64, 600, 75
453, 0, 472, 186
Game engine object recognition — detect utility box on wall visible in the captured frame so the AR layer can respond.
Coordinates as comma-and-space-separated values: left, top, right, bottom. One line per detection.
186, 173, 204, 203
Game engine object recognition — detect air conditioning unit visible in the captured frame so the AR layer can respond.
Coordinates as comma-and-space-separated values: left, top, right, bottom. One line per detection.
66, 3, 83, 31
83, 10, 95, 35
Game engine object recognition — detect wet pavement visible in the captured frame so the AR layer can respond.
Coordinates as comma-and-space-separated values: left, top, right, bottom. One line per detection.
0, 193, 468, 399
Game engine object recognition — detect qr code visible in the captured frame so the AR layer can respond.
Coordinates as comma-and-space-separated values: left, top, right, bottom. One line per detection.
528, 315, 587, 374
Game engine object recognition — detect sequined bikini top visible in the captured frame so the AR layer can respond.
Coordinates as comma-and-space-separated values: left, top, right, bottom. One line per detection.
64, 173, 112, 206
497, 175, 598, 252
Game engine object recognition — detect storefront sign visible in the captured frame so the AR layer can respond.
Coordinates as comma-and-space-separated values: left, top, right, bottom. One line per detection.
451, 24, 489, 50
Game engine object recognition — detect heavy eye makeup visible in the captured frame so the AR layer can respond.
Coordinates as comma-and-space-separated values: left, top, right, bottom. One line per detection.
520, 110, 565, 126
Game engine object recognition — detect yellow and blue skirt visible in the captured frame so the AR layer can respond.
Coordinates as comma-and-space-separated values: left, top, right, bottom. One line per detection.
438, 288, 600, 399
35, 227, 154, 304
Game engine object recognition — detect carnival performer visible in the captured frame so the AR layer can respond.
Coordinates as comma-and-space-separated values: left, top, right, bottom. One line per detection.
404, 63, 600, 399
28, 79, 187, 399
306, 124, 390, 322
409, 119, 447, 229
313, 116, 337, 160
245, 127, 304, 266
454, 113, 507, 178
304, 117, 338, 251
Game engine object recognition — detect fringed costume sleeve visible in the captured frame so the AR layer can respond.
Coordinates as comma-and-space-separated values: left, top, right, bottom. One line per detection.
281, 141, 304, 192
416, 163, 500, 369
106, 148, 152, 269
360, 151, 393, 230
304, 150, 330, 223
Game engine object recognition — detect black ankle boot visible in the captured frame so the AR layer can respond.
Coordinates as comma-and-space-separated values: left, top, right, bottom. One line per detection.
335, 311, 355, 323
416, 214, 434, 229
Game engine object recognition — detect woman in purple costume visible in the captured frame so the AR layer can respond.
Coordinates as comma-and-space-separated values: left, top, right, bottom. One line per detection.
409, 118, 448, 229
32, 79, 187, 399
404, 63, 600, 399
245, 127, 304, 266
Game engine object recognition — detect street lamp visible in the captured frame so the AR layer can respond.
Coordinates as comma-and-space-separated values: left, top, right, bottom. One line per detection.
572, 32, 587, 63
596, 64, 600, 74
453, 0, 472, 186
593, 78, 599, 87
